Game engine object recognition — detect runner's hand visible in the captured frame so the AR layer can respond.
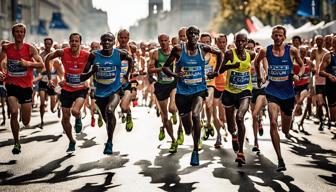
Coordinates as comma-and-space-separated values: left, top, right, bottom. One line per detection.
257, 78, 263, 88
207, 71, 218, 79
47, 80, 55, 89
0, 71, 5, 81
328, 75, 336, 83
20, 58, 31, 67
58, 80, 66, 87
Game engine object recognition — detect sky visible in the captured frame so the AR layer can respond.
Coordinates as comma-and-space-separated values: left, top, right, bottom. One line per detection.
92, 0, 171, 34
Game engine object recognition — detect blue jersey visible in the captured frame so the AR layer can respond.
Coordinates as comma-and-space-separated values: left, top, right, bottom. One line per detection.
265, 45, 294, 99
93, 49, 122, 97
326, 52, 336, 85
176, 43, 207, 95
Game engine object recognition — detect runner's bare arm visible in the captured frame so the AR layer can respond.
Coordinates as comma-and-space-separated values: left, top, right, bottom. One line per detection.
80, 52, 97, 82
219, 50, 238, 74
148, 49, 160, 74
162, 45, 181, 78
0, 44, 7, 72
120, 50, 133, 81
254, 48, 266, 86
45, 49, 64, 81
319, 52, 336, 82
291, 47, 305, 78
21, 45, 44, 69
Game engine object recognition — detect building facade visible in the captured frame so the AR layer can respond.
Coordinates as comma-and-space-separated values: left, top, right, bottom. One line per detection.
0, 0, 109, 44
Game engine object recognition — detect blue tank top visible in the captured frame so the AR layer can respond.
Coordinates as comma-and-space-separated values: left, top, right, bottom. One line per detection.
93, 49, 122, 97
265, 45, 294, 99
326, 52, 336, 85
176, 43, 207, 95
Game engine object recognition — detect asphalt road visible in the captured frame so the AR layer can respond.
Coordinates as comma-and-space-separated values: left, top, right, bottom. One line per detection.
0, 105, 335, 192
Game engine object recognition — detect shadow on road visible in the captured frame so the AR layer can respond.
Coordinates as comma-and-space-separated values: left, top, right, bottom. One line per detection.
0, 134, 62, 148
286, 136, 336, 186
0, 153, 129, 190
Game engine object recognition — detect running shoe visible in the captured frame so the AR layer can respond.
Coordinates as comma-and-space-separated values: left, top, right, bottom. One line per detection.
232, 135, 239, 153
132, 99, 139, 107
12, 143, 21, 154
74, 118, 82, 133
214, 136, 222, 149
66, 142, 76, 153
198, 140, 203, 151
209, 124, 215, 137
235, 152, 246, 164
159, 127, 165, 141
258, 121, 264, 136
168, 141, 178, 153
252, 145, 260, 152
171, 112, 177, 125
103, 141, 113, 155
91, 117, 95, 127
276, 159, 287, 172
125, 115, 133, 132
201, 128, 210, 141
121, 115, 126, 124
177, 130, 184, 145
190, 150, 199, 166
98, 115, 103, 127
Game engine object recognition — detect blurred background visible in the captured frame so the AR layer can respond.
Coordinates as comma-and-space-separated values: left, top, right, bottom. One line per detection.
0, 0, 335, 45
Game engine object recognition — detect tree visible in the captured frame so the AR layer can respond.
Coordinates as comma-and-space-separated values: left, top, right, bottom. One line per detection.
210, 0, 299, 34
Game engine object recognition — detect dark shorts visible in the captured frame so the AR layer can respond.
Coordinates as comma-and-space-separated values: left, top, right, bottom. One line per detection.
60, 88, 88, 108
251, 88, 266, 104
154, 82, 176, 101
222, 90, 251, 109
326, 83, 336, 107
6, 84, 33, 104
0, 87, 6, 97
266, 94, 295, 116
95, 89, 123, 112
175, 90, 208, 116
294, 84, 309, 95
214, 87, 223, 99
315, 85, 325, 95
38, 81, 56, 96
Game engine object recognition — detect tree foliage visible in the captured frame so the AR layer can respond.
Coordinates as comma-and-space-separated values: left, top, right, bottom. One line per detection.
211, 0, 299, 34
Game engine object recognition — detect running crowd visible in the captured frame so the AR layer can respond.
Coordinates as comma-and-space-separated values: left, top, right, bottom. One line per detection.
1, 23, 336, 172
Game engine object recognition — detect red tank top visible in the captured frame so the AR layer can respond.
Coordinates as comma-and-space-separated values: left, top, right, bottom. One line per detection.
5, 43, 34, 88
294, 58, 311, 87
61, 48, 89, 92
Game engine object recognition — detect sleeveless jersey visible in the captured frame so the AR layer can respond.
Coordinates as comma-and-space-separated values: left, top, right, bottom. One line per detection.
61, 48, 89, 92
93, 49, 122, 97
326, 52, 336, 86
265, 45, 294, 99
294, 58, 311, 87
156, 48, 175, 84
225, 49, 252, 94
176, 43, 207, 95
5, 43, 34, 88
205, 53, 216, 87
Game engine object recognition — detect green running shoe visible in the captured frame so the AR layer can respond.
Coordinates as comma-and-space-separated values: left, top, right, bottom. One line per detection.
168, 141, 178, 153
198, 139, 203, 151
12, 143, 21, 154
121, 115, 126, 124
98, 115, 103, 128
171, 112, 177, 125
74, 118, 82, 133
177, 130, 184, 145
125, 115, 133, 132
209, 124, 215, 137
201, 127, 210, 141
159, 127, 165, 141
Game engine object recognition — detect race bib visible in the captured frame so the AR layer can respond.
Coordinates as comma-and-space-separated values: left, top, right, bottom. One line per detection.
229, 71, 250, 89
66, 73, 84, 87
182, 66, 203, 85
7, 60, 27, 77
95, 66, 117, 84
120, 62, 128, 83
268, 65, 289, 82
